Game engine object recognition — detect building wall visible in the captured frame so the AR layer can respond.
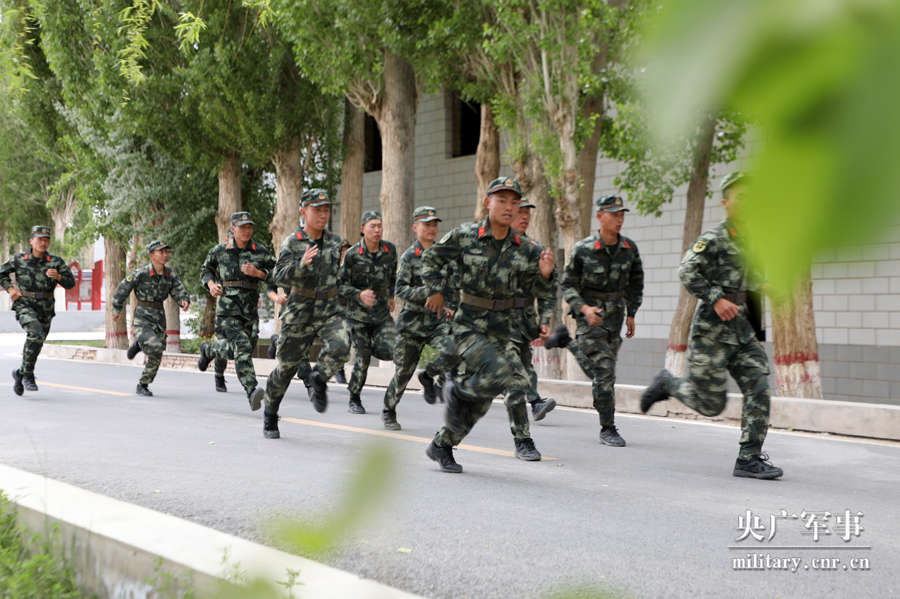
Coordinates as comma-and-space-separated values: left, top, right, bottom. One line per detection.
335, 92, 900, 404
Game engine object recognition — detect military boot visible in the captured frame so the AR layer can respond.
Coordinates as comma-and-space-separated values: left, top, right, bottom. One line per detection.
418, 370, 437, 404
599, 426, 626, 447
126, 339, 141, 360
136, 383, 153, 397
22, 373, 38, 392
544, 324, 572, 349
733, 454, 783, 480
442, 378, 466, 434
12, 369, 24, 396
263, 412, 280, 439
348, 395, 366, 414
334, 368, 348, 385
640, 369, 671, 413
197, 342, 212, 372
309, 371, 328, 413
248, 387, 264, 411
267, 334, 278, 359
531, 398, 557, 421
425, 441, 463, 473
215, 376, 227, 393
514, 438, 542, 461
382, 409, 401, 431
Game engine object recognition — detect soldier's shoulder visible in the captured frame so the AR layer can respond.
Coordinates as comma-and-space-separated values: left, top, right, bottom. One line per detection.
620, 235, 639, 252
382, 240, 397, 253
689, 228, 722, 255
401, 245, 419, 260
515, 231, 543, 253
574, 235, 599, 251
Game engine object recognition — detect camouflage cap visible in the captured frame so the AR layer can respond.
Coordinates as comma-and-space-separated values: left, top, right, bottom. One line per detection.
413, 206, 441, 223
301, 189, 331, 208
519, 195, 536, 210
486, 176, 523, 198
341, 238, 352, 249
360, 210, 382, 227
721, 171, 750, 191
146, 240, 170, 253
30, 225, 51, 238
231, 212, 254, 227
596, 194, 629, 213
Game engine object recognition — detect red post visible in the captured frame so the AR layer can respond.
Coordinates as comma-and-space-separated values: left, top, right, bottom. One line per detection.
92, 260, 103, 310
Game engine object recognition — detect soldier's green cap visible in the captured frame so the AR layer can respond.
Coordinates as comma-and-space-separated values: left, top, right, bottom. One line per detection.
30, 226, 51, 238
519, 195, 536, 210
413, 206, 441, 223
146, 240, 170, 253
486, 176, 523, 198
231, 212, 254, 227
301, 189, 331, 208
360, 210, 382, 227
720, 171, 750, 191
341, 238, 351, 249
596, 195, 629, 213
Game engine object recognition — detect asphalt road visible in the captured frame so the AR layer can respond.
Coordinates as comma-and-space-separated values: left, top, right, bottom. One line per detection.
1, 337, 898, 599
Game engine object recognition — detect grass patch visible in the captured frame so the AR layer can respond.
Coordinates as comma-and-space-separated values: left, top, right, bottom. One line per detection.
44, 340, 106, 348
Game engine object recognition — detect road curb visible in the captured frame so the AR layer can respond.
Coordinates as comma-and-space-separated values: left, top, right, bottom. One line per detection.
41, 344, 900, 442
0, 464, 423, 599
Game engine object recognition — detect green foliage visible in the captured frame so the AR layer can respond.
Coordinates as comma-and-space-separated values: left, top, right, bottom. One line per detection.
641, 0, 900, 291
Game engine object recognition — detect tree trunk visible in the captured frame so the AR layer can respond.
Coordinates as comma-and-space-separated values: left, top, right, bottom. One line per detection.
49, 185, 78, 253
373, 51, 417, 254
200, 293, 216, 338
665, 114, 716, 376
104, 238, 128, 349
340, 100, 365, 243
474, 104, 500, 222
217, 153, 242, 243
0, 228, 8, 311
578, 92, 604, 239
771, 273, 822, 398
164, 296, 181, 353
270, 137, 305, 255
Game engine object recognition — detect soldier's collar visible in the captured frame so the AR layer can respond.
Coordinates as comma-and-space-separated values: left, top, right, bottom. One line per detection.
226, 238, 258, 251
23, 252, 51, 262
149, 264, 170, 277
594, 234, 628, 251
722, 219, 740, 238
359, 240, 389, 255
477, 219, 521, 245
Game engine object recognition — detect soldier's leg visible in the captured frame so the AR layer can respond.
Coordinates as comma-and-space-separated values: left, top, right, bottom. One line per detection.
666, 335, 730, 417
218, 317, 258, 395
296, 346, 312, 384
371, 319, 396, 362
213, 319, 228, 377
347, 321, 375, 397
727, 339, 772, 459
134, 326, 165, 385
264, 323, 317, 416
384, 333, 427, 411
433, 398, 494, 448
424, 325, 460, 378
16, 307, 51, 376
503, 339, 534, 441
311, 315, 351, 380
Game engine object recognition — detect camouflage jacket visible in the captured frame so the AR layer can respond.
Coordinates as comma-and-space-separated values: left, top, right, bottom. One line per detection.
562, 234, 644, 336
200, 238, 276, 322
273, 227, 344, 326
112, 264, 189, 332
339, 239, 398, 324
679, 219, 761, 345
0, 251, 75, 316
511, 237, 557, 343
395, 240, 457, 336
421, 218, 555, 338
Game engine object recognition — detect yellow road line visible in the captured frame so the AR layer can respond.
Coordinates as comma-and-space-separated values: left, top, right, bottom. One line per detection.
280, 417, 556, 460
37, 381, 132, 397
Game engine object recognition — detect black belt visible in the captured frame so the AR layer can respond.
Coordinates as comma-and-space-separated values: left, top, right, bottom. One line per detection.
291, 286, 338, 300
460, 292, 532, 311
137, 300, 164, 309
19, 290, 52, 299
223, 280, 258, 289
723, 292, 747, 304
582, 289, 623, 301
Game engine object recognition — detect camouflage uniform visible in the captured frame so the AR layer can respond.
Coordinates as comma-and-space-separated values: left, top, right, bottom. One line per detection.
383, 212, 461, 412
665, 217, 770, 459
200, 217, 276, 397
561, 201, 644, 432
263, 190, 351, 419
423, 203, 554, 451
0, 227, 75, 380
112, 246, 190, 386
339, 212, 398, 401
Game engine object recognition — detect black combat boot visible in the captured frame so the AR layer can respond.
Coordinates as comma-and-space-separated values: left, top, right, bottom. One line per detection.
426, 441, 463, 473
215, 375, 227, 393
263, 412, 280, 439
640, 369, 671, 413
543, 324, 571, 349
442, 378, 466, 434
248, 387, 264, 411
333, 368, 348, 385
309, 371, 328, 413
136, 383, 153, 397
599, 426, 626, 447
733, 454, 783, 479
418, 370, 437, 404
126, 339, 141, 360
531, 398, 557, 421
197, 342, 212, 372
267, 334, 278, 359
22, 373, 38, 392
514, 438, 542, 461
348, 394, 366, 414
382, 409, 401, 431
12, 369, 24, 396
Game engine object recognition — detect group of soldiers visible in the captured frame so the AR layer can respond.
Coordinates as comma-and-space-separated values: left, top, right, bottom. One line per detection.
1, 172, 782, 480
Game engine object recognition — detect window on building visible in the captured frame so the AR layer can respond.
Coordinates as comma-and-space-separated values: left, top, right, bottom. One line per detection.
364, 114, 382, 172
450, 92, 481, 158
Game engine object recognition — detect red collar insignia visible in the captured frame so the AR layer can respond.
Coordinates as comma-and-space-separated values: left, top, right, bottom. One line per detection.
478, 226, 486, 238
623, 240, 631, 249
415, 247, 421, 256
594, 240, 601, 250
513, 234, 520, 245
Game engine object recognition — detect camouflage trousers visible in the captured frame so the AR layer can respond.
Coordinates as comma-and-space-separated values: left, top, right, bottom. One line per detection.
505, 338, 542, 404
214, 319, 258, 378
666, 334, 771, 459
207, 316, 259, 395
134, 324, 165, 385
346, 318, 396, 397
383, 326, 460, 411
434, 330, 531, 448
264, 314, 350, 416
566, 327, 622, 428
14, 305, 53, 375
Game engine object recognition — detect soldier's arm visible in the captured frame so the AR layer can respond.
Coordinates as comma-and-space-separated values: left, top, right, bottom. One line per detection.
199, 247, 218, 289
170, 274, 191, 306
536, 272, 557, 326
624, 245, 644, 317
55, 259, 77, 290
523, 245, 555, 298
387, 248, 398, 299
678, 238, 723, 305
261, 249, 278, 294
338, 251, 361, 299
111, 271, 139, 314
0, 256, 15, 291
561, 247, 587, 315
395, 253, 428, 304
421, 230, 459, 296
